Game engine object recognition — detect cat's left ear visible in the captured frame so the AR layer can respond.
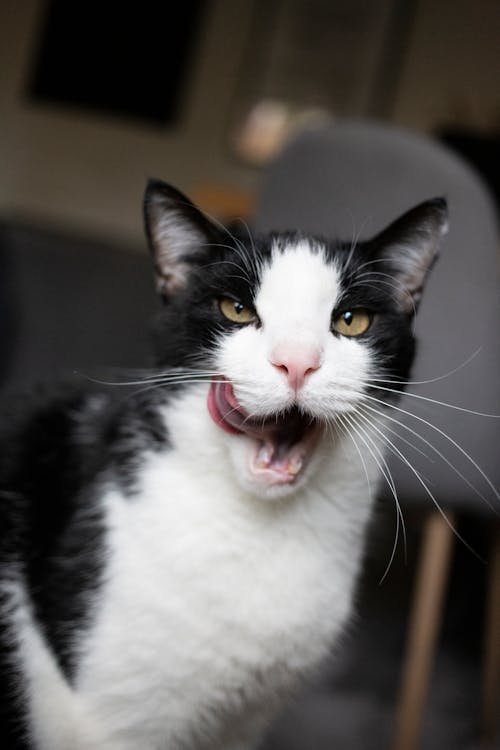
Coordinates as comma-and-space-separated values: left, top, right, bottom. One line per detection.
144, 180, 219, 297
372, 197, 449, 313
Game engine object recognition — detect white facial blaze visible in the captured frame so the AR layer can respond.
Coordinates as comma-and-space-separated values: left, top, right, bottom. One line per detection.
258, 241, 338, 348
216, 240, 373, 420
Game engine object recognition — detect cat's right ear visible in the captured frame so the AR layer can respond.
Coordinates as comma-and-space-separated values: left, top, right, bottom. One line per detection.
144, 180, 219, 297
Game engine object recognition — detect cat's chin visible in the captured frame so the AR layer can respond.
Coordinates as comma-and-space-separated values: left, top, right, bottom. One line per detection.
207, 380, 323, 497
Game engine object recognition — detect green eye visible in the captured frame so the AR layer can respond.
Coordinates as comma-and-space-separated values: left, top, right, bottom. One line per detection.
219, 297, 256, 324
333, 309, 372, 337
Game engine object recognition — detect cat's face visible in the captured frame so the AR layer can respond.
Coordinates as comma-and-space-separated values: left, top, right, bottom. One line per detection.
144, 181, 447, 497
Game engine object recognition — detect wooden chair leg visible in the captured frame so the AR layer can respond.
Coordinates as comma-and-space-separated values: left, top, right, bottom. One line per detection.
391, 511, 455, 750
482, 524, 500, 746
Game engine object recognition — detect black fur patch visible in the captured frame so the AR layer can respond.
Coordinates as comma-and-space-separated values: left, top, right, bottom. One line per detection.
0, 384, 170, 687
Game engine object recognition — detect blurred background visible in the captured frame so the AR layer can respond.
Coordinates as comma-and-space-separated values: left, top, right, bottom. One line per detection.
0, 1, 498, 749
1, 0, 499, 240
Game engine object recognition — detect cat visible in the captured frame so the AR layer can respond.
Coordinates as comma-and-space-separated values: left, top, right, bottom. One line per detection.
0, 180, 448, 750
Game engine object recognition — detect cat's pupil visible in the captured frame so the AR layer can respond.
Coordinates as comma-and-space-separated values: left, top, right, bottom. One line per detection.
343, 311, 354, 326
235, 302, 244, 315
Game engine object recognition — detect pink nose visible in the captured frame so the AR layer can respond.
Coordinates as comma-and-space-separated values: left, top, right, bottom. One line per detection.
270, 345, 321, 391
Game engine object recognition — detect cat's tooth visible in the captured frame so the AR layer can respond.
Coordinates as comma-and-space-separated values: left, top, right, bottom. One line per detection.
256, 443, 273, 468
287, 457, 303, 476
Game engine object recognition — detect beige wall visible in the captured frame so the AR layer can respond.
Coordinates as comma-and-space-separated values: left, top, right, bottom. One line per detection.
0, 0, 258, 247
0, 0, 498, 247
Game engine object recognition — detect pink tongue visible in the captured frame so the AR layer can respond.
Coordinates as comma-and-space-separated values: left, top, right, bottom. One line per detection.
207, 380, 287, 440
207, 380, 251, 435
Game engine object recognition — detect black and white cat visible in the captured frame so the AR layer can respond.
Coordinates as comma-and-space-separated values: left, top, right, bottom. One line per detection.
0, 181, 448, 749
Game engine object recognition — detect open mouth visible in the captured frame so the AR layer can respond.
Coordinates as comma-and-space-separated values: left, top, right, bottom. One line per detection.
207, 379, 321, 486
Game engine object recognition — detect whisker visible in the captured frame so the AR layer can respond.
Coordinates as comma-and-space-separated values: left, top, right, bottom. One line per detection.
354, 257, 394, 274
350, 276, 416, 314
356, 403, 430, 461
359, 400, 498, 516
341, 410, 406, 581
341, 215, 371, 273
189, 201, 258, 278
200, 250, 253, 285
335, 414, 373, 498
365, 348, 482, 387
78, 372, 219, 388
354, 407, 485, 562
342, 413, 398, 501
233, 217, 263, 280
367, 382, 500, 419
201, 257, 252, 283
363, 392, 500, 505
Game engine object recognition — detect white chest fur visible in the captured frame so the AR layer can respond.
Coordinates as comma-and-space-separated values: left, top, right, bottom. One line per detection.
70, 388, 378, 750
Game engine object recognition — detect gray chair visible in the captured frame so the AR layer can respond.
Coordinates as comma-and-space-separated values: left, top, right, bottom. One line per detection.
253, 120, 500, 749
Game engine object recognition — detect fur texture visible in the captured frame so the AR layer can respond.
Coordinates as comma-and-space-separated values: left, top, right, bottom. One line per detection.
0, 182, 447, 749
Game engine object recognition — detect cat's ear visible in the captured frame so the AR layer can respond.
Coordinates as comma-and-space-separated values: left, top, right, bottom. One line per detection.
144, 179, 219, 297
372, 198, 449, 313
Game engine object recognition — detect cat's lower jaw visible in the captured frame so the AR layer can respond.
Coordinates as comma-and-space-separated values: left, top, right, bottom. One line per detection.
249, 425, 321, 486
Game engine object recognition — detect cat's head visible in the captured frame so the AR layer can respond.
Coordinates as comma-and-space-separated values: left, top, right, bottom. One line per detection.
144, 180, 448, 497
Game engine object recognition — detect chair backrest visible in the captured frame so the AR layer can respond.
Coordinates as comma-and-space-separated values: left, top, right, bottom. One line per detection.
253, 120, 500, 513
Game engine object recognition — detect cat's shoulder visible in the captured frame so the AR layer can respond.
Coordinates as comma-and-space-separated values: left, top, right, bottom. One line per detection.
0, 380, 170, 502
0, 382, 110, 466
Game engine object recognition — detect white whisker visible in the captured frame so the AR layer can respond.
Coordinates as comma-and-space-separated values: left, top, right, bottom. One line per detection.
335, 414, 373, 499
368, 382, 500, 419
356, 403, 430, 461
350, 275, 416, 313
365, 348, 482, 387
341, 215, 371, 273
233, 218, 263, 281
341, 410, 406, 580
358, 400, 498, 516
363, 392, 500, 505
78, 371, 219, 388
354, 407, 484, 562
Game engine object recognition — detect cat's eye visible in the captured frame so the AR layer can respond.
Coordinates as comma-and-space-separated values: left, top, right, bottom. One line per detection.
332, 309, 372, 337
219, 297, 257, 325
